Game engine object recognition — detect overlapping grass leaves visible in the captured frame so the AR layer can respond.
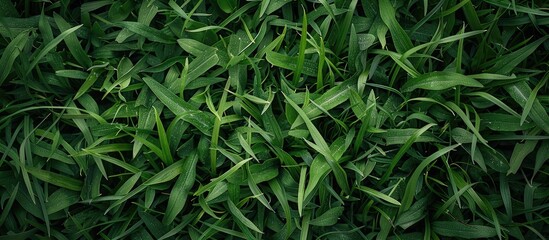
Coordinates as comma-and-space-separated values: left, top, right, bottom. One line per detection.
0, 0, 548, 239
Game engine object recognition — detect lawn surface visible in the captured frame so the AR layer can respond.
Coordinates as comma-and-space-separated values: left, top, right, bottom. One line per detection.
1, 0, 549, 239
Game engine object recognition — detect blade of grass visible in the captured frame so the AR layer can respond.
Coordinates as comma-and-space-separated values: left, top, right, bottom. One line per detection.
26, 25, 83, 76
0, 30, 29, 86
399, 144, 459, 213
163, 152, 198, 224
293, 7, 307, 85
283, 92, 350, 194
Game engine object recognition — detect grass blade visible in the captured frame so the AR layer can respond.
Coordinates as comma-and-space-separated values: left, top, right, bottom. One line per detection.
163, 153, 198, 224
283, 92, 350, 194
26, 25, 82, 76
402, 71, 483, 92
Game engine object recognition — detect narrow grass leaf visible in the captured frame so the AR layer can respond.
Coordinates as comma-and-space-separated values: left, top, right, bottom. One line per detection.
465, 92, 521, 117
53, 13, 92, 68
298, 167, 307, 216
0, 183, 18, 226
106, 160, 186, 213
520, 77, 547, 125
194, 158, 251, 196
247, 168, 273, 211
445, 102, 488, 144
534, 141, 549, 178
74, 69, 102, 100
293, 8, 307, 85
27, 25, 82, 76
485, 0, 549, 16
379, 123, 437, 184
154, 107, 173, 165
227, 200, 263, 234
115, 21, 175, 44
283, 93, 350, 194
144, 160, 186, 186
505, 81, 549, 134
357, 186, 401, 206
399, 144, 458, 213
292, 85, 350, 128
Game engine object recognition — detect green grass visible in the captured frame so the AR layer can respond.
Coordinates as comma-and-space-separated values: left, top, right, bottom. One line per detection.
1, 0, 549, 239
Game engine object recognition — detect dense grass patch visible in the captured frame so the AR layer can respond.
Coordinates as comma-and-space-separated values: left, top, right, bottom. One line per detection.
1, 0, 549, 239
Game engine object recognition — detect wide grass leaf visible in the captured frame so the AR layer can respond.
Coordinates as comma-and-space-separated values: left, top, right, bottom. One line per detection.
433, 221, 497, 239
291, 86, 350, 128
163, 153, 198, 224
507, 140, 537, 175
379, 0, 413, 53
505, 81, 549, 134
143, 77, 214, 135
266, 51, 318, 77
395, 196, 428, 229
487, 36, 549, 75
26, 166, 82, 191
0, 31, 29, 86
401, 71, 483, 92
309, 206, 344, 226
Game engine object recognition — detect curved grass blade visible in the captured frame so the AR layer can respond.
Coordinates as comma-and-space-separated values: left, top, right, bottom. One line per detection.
379, 123, 437, 184
0, 30, 29, 86
399, 144, 459, 213
520, 76, 547, 126
283, 92, 350, 194
143, 77, 213, 135
379, 0, 413, 53
505, 81, 549, 134
163, 153, 198, 224
194, 158, 251, 196
227, 199, 263, 234
53, 13, 92, 68
26, 25, 82, 76
154, 106, 173, 165
106, 160, 186, 213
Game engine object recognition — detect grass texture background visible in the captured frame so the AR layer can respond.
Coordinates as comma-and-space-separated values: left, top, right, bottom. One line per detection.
1, 0, 549, 239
